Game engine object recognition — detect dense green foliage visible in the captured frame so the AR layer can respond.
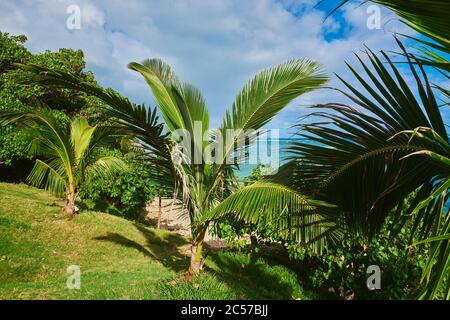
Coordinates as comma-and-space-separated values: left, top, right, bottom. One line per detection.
80, 151, 158, 220
287, 217, 428, 299
0, 32, 157, 218
217, 167, 432, 299
0, 32, 107, 167
1, 1, 448, 299
20, 54, 329, 275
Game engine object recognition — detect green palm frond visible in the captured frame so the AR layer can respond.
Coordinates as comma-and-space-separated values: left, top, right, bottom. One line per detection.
205, 59, 328, 204
218, 59, 327, 159
329, 1, 449, 44
416, 212, 449, 300
1, 107, 75, 185
327, 1, 450, 73
17, 63, 168, 155
203, 182, 340, 253
70, 118, 96, 163
128, 59, 185, 132
290, 42, 448, 239
223, 59, 327, 131
1, 107, 126, 203
397, 127, 449, 299
27, 159, 67, 196
84, 156, 129, 183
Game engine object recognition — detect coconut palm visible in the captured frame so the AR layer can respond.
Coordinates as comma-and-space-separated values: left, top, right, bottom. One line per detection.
207, 40, 449, 297
20, 58, 328, 274
0, 108, 128, 219
399, 127, 449, 299
206, 1, 450, 297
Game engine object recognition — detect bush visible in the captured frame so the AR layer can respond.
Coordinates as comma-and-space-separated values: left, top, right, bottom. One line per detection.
285, 218, 427, 299
80, 150, 157, 220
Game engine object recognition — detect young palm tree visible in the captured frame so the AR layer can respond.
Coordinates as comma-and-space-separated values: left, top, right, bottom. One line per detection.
20, 59, 328, 274
207, 42, 449, 298
209, 2, 450, 298
0, 108, 128, 219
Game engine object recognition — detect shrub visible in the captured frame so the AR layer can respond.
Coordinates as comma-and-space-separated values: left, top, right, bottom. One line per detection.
286, 218, 427, 299
80, 150, 157, 220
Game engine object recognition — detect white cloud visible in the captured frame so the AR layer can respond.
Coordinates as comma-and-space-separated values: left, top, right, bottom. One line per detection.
0, 0, 435, 136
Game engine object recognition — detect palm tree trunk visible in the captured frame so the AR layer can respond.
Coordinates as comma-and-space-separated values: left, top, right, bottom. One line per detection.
62, 182, 78, 220
188, 224, 208, 275
156, 196, 162, 229
189, 239, 205, 275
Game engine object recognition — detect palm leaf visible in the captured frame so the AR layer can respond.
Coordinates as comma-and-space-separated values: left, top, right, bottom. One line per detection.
206, 59, 328, 204
27, 159, 67, 196
128, 59, 185, 132
290, 43, 448, 239
84, 156, 129, 183
203, 182, 340, 253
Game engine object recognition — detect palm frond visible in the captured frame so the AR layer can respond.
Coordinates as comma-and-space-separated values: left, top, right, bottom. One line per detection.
84, 156, 129, 183
328, 1, 449, 45
290, 42, 448, 239
70, 118, 96, 164
206, 59, 328, 204
128, 59, 185, 132
327, 0, 450, 73
221, 58, 327, 135
203, 182, 340, 254
17, 64, 168, 155
27, 159, 67, 196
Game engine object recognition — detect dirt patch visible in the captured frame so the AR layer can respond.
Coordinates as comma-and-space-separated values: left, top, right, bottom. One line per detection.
144, 198, 226, 247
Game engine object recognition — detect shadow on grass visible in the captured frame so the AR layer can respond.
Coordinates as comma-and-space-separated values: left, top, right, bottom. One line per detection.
94, 223, 190, 273
93, 225, 328, 299
204, 250, 301, 300
255, 247, 335, 299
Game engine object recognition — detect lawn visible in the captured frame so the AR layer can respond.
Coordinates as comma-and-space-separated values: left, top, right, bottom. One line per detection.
0, 182, 318, 300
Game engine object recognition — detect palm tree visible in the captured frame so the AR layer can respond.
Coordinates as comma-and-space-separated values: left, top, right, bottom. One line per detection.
19, 59, 328, 274
207, 40, 449, 297
206, 2, 449, 298
0, 107, 128, 219
324, 0, 450, 299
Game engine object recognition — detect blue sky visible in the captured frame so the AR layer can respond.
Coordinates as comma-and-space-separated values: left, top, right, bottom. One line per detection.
1, 0, 448, 137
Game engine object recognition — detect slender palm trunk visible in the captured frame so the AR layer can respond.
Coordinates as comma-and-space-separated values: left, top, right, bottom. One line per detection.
188, 223, 208, 275
189, 239, 205, 274
62, 182, 78, 220
156, 196, 162, 229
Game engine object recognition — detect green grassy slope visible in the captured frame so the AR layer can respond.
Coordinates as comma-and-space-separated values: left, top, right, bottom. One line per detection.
0, 182, 314, 300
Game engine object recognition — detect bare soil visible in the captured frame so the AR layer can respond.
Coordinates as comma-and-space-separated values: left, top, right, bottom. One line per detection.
145, 197, 227, 249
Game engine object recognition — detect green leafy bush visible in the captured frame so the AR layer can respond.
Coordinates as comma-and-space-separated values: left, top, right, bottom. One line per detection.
80, 150, 157, 220
286, 218, 427, 300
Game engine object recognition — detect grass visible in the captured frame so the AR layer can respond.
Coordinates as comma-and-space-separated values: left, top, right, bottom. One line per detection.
0, 182, 317, 300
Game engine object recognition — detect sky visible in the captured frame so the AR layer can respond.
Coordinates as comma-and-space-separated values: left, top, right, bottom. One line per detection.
0, 0, 448, 137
